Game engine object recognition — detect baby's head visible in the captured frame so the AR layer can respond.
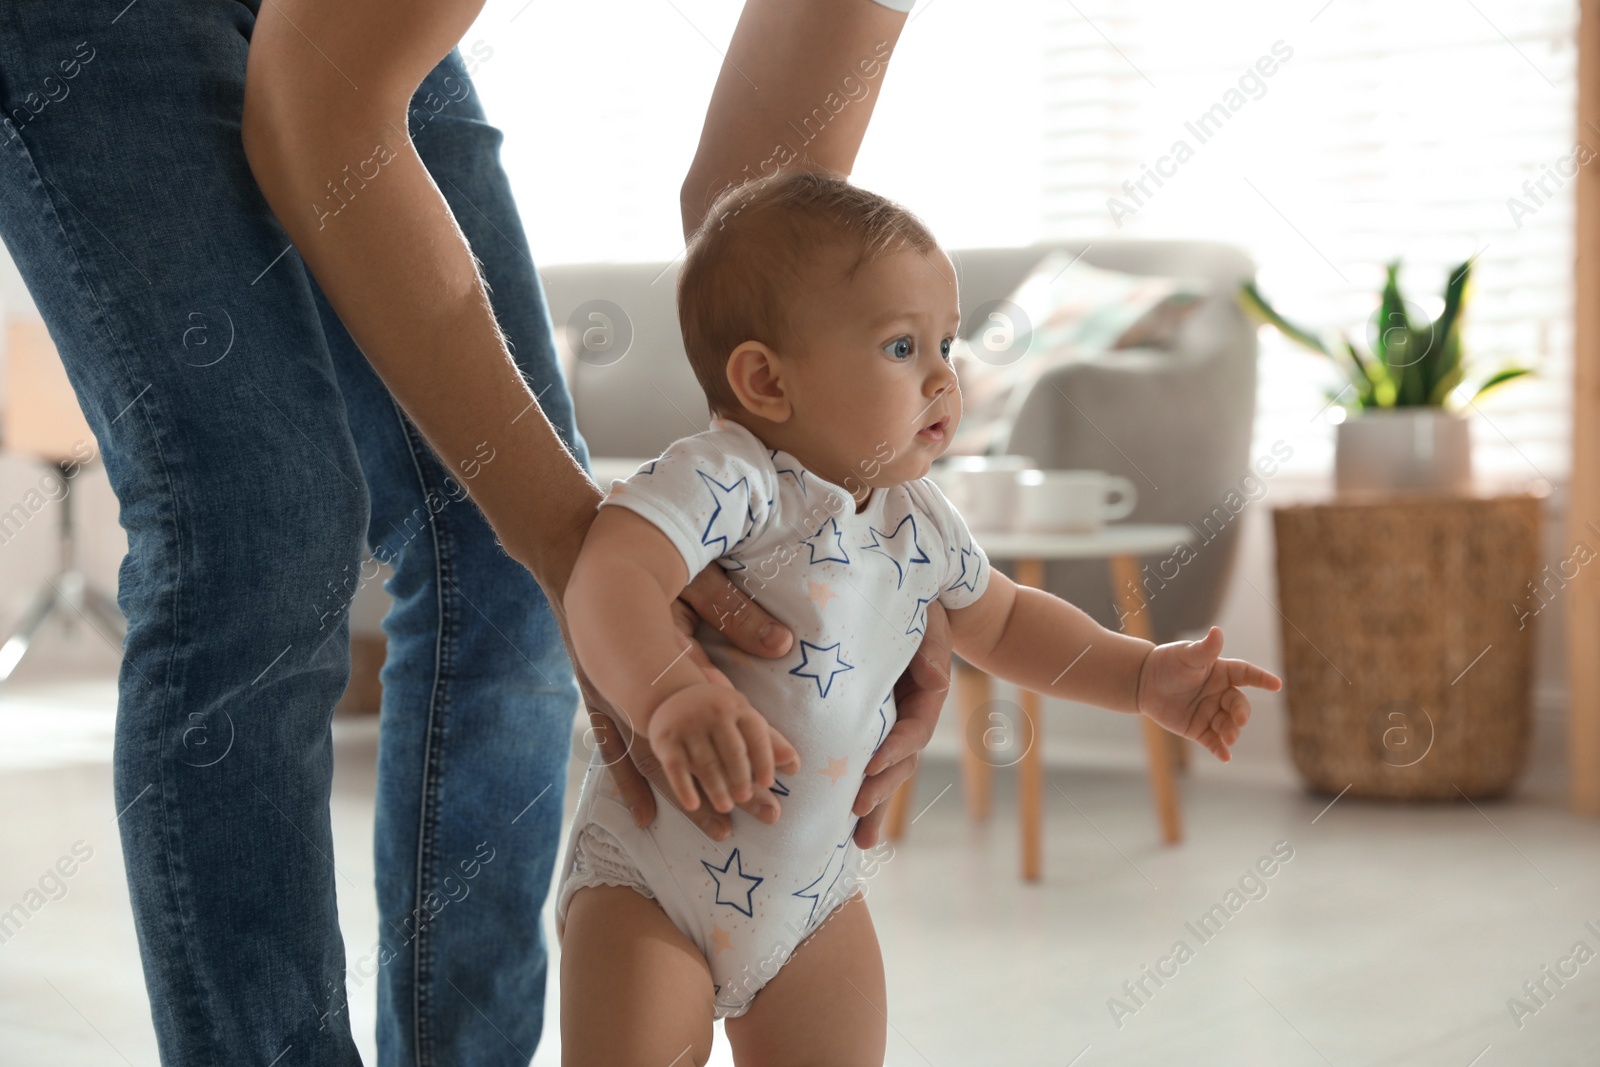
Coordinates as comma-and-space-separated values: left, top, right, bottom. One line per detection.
677, 167, 961, 505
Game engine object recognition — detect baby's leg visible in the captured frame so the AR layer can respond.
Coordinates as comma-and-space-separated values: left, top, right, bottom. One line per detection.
723, 891, 888, 1067
560, 885, 717, 1067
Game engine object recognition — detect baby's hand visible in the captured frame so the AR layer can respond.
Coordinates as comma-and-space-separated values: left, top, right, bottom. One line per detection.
1135, 627, 1282, 762
648, 683, 802, 814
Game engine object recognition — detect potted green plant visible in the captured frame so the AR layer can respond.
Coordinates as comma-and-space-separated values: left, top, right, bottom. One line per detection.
1239, 259, 1533, 494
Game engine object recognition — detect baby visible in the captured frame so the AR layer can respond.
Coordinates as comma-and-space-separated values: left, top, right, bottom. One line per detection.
555, 167, 1281, 1066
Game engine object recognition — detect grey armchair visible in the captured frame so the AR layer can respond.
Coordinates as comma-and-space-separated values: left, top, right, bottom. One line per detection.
948, 241, 1259, 642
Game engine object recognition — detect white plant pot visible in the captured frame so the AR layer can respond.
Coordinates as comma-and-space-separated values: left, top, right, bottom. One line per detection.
1334, 408, 1472, 494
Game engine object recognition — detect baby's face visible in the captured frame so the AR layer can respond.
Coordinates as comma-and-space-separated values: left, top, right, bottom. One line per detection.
778, 244, 962, 502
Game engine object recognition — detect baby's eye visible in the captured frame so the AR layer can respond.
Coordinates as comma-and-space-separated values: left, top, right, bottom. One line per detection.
940, 337, 953, 361
882, 336, 914, 360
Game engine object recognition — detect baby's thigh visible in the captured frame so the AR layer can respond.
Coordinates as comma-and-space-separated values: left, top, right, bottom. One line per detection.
724, 891, 888, 1067
560, 885, 717, 1067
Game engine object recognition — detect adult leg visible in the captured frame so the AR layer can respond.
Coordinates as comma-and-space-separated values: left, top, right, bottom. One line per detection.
723, 892, 888, 1067
0, 1, 368, 1062
559, 885, 717, 1067
314, 48, 588, 1066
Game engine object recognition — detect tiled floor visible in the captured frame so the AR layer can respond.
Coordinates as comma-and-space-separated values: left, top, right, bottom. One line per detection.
2, 678, 1598, 1066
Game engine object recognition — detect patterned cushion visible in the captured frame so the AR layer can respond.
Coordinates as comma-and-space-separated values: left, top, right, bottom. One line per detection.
949, 252, 1204, 456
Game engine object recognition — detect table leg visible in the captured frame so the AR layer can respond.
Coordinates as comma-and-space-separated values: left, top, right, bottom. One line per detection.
957, 660, 993, 822
1109, 554, 1184, 845
1017, 558, 1045, 881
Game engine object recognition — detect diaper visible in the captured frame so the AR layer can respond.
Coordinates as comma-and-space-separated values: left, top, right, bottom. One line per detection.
554, 759, 869, 1020
557, 820, 658, 915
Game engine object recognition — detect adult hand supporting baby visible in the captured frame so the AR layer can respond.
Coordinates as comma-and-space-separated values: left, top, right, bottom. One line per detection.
592, 562, 797, 840
851, 600, 953, 848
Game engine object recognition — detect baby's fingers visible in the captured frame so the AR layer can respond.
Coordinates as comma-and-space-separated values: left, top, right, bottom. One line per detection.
1203, 689, 1252, 761
1222, 685, 1252, 733
687, 734, 735, 813
658, 740, 702, 812
737, 714, 776, 790
766, 723, 801, 775
1192, 714, 1231, 762
1222, 657, 1282, 692
711, 717, 755, 803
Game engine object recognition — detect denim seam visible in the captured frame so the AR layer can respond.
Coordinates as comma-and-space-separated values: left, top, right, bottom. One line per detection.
390, 400, 456, 1067
5, 121, 213, 1062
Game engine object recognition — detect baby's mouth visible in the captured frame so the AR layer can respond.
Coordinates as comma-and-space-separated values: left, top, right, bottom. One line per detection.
917, 416, 949, 442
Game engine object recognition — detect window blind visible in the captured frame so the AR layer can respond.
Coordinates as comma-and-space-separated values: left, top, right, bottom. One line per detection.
1032, 0, 1577, 481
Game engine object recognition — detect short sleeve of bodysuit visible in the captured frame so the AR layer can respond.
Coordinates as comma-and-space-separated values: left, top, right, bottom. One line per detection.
598, 420, 779, 586
905, 476, 991, 611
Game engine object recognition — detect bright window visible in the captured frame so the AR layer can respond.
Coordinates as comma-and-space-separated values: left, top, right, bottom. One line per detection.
467, 0, 1575, 480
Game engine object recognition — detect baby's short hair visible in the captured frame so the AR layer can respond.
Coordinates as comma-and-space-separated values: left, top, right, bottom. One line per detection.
677, 166, 940, 414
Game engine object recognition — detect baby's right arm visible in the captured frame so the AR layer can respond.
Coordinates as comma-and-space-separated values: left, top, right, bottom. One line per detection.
946, 567, 1279, 762
564, 505, 800, 813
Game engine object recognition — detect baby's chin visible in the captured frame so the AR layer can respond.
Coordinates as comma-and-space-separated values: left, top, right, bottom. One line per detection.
876, 454, 937, 486
911, 436, 953, 469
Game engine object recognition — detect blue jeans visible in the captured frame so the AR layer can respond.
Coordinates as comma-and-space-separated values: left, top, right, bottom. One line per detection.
0, 3, 585, 1064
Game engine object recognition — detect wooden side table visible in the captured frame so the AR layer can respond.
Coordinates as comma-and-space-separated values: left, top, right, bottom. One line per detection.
885, 524, 1195, 881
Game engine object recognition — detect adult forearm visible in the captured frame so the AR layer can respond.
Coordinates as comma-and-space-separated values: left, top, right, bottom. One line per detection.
680, 0, 908, 237
242, 0, 598, 594
973, 588, 1154, 713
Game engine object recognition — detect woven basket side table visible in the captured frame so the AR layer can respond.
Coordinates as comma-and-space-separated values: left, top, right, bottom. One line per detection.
1271, 493, 1543, 800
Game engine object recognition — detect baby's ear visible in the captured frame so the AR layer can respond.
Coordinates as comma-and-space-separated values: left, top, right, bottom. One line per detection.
725, 341, 792, 423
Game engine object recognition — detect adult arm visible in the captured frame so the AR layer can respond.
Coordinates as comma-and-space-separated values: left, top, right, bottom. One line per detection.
243, 0, 592, 586
680, 0, 910, 237
241, 0, 791, 836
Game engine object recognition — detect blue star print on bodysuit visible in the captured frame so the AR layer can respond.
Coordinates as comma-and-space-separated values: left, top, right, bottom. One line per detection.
771, 449, 808, 495
873, 695, 891, 750
906, 593, 937, 637
698, 469, 756, 557
948, 541, 984, 594
703, 848, 764, 918
792, 830, 854, 926
862, 513, 931, 588
788, 640, 854, 698
804, 516, 851, 565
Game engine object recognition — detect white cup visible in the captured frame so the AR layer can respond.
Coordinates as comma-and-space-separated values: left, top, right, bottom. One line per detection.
1016, 469, 1137, 532
929, 455, 1036, 531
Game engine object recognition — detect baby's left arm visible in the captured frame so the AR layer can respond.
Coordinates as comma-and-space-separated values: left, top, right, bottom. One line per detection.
947, 571, 1281, 762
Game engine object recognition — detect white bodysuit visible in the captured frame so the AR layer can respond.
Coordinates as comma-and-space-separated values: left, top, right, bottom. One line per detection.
553, 417, 991, 1019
